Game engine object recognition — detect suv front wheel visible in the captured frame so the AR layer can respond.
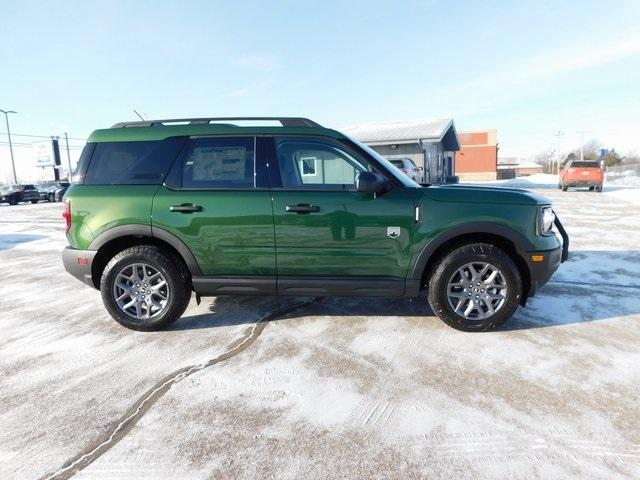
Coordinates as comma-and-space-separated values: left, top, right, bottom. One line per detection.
428, 243, 522, 332
101, 245, 191, 330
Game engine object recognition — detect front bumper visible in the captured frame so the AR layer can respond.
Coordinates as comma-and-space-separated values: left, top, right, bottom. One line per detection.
62, 246, 98, 288
525, 214, 569, 298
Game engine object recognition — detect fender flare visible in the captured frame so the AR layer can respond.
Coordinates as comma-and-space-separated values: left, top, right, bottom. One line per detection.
88, 224, 203, 276
408, 222, 534, 280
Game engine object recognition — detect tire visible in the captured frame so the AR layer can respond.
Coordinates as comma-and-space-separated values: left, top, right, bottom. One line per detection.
8, 197, 17, 206
557, 183, 562, 190
427, 243, 523, 332
589, 186, 594, 191
100, 245, 191, 331
31, 199, 38, 204
48, 193, 54, 202
562, 184, 568, 191
595, 185, 603, 192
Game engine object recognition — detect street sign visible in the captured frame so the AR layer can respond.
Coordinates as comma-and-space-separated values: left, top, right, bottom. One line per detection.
33, 140, 54, 167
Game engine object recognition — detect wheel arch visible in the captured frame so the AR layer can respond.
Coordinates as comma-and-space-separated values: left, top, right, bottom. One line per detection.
411, 223, 533, 305
88, 224, 202, 289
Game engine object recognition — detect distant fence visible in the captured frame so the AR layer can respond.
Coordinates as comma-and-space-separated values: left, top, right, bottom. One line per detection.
606, 164, 640, 186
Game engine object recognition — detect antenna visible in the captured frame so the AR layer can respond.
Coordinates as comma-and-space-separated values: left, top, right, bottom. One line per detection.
133, 109, 146, 121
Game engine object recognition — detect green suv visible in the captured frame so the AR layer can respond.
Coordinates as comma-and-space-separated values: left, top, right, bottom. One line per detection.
62, 117, 568, 332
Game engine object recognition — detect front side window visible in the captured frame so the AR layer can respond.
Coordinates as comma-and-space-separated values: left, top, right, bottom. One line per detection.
181, 137, 255, 189
276, 137, 370, 190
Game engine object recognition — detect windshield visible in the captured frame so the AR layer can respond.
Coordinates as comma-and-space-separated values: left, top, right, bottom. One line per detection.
345, 136, 421, 188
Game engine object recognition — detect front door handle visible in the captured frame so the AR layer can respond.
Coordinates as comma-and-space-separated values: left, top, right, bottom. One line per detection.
169, 203, 202, 213
285, 204, 320, 214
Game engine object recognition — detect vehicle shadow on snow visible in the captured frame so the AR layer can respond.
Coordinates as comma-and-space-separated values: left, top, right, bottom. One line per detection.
174, 250, 640, 332
171, 296, 433, 331
0, 234, 47, 251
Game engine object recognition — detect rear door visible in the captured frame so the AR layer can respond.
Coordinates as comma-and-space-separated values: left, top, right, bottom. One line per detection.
268, 136, 417, 296
152, 136, 276, 290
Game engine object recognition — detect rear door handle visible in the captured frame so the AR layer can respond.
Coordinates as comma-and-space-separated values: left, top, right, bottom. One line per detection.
169, 203, 202, 213
285, 204, 320, 214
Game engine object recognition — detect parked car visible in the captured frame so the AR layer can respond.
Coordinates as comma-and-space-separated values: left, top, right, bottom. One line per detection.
0, 185, 24, 205
52, 182, 70, 202
0, 184, 40, 205
37, 182, 63, 201
389, 157, 421, 182
38, 184, 53, 201
21, 184, 40, 203
559, 160, 604, 192
62, 117, 568, 332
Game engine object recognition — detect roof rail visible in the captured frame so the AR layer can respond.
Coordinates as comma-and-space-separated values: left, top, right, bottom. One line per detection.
111, 117, 322, 128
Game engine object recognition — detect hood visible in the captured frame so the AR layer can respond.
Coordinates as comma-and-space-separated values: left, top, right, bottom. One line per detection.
421, 184, 550, 206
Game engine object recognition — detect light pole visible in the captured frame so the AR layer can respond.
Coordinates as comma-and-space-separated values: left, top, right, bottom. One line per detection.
0, 109, 18, 184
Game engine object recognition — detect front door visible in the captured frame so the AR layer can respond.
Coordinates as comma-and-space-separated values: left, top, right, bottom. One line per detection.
152, 136, 276, 286
269, 136, 417, 295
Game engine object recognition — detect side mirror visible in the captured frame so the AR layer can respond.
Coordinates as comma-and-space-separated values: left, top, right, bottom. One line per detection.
356, 171, 388, 194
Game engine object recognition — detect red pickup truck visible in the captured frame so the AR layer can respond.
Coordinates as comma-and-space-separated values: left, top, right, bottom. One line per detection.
559, 160, 604, 192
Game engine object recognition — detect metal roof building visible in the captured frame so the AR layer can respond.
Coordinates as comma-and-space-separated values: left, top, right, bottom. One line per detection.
341, 119, 460, 183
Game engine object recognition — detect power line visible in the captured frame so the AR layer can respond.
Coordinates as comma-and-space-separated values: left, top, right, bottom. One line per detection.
0, 132, 86, 141
0, 141, 84, 149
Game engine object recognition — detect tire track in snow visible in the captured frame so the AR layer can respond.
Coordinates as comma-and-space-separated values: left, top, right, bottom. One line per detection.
39, 298, 321, 480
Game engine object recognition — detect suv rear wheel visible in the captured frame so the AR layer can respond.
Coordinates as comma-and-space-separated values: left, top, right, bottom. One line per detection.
100, 245, 191, 331
427, 243, 522, 332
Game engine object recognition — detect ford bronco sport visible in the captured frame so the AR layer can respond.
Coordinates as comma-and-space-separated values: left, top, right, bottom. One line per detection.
62, 117, 568, 332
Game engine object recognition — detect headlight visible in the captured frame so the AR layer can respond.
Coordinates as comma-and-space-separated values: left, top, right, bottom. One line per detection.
538, 206, 555, 235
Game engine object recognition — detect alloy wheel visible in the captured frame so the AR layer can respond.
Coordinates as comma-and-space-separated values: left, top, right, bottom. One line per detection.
446, 262, 508, 320
112, 263, 170, 320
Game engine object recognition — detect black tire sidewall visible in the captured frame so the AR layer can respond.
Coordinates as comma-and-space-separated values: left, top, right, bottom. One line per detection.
428, 244, 522, 332
101, 246, 191, 331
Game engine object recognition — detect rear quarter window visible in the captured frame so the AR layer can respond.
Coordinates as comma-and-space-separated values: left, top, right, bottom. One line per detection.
82, 137, 187, 185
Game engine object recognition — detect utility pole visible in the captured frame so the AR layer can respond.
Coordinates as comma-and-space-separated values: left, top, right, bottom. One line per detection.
578, 130, 585, 161
64, 132, 73, 183
51, 136, 61, 181
0, 108, 18, 183
553, 131, 565, 175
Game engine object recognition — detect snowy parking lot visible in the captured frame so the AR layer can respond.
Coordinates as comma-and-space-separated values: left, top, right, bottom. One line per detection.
1, 181, 639, 480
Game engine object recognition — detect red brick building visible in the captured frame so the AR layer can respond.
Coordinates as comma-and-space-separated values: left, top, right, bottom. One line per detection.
455, 129, 498, 181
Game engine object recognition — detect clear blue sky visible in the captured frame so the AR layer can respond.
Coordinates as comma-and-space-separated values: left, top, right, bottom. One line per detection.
1, 0, 640, 180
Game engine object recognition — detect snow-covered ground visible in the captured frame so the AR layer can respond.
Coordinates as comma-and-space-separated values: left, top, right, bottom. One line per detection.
464, 173, 640, 205
1, 191, 639, 480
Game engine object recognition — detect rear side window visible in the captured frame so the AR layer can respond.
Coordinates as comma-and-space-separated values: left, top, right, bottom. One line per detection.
83, 138, 186, 185
179, 137, 255, 189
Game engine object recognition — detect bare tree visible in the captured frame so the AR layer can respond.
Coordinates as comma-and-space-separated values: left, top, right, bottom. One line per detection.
534, 148, 555, 174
